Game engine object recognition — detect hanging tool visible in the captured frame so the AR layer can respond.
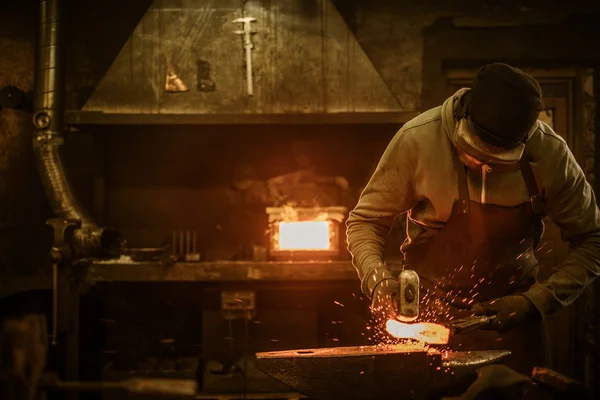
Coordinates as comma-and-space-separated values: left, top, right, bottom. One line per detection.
233, 17, 257, 96
197, 59, 216, 92
164, 55, 188, 93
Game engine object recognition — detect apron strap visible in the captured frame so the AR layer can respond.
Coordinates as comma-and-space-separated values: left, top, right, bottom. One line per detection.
518, 155, 546, 216
451, 146, 470, 214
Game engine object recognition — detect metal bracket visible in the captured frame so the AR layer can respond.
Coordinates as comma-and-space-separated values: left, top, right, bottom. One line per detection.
46, 218, 80, 346
46, 218, 81, 263
221, 290, 256, 320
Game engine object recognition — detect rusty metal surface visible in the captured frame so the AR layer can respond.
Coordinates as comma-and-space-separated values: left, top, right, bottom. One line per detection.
258, 344, 431, 358
81, 0, 403, 115
256, 345, 511, 400
442, 350, 511, 368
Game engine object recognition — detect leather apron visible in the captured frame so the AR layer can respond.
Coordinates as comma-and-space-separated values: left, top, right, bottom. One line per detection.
403, 146, 551, 376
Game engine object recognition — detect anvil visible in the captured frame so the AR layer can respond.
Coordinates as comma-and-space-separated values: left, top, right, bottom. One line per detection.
256, 344, 510, 400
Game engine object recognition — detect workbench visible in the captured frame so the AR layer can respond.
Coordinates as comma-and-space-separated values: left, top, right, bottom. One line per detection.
9, 259, 403, 397
86, 259, 403, 282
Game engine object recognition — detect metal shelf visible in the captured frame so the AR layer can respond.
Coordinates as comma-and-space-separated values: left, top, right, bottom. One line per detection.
87, 260, 403, 282
65, 111, 419, 126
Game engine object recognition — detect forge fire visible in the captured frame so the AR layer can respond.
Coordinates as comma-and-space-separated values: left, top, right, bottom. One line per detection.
277, 220, 331, 250
266, 206, 346, 260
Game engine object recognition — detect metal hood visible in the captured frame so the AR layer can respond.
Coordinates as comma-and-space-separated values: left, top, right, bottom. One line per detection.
74, 0, 409, 123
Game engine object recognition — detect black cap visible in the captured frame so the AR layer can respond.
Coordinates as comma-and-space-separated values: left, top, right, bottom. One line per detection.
468, 63, 544, 148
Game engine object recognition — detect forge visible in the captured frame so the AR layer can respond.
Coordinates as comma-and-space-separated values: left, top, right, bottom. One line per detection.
256, 344, 511, 400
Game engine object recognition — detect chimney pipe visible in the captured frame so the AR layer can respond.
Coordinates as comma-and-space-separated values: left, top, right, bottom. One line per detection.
33, 0, 121, 259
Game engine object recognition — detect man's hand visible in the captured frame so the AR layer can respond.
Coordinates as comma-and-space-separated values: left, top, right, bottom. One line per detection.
471, 295, 540, 333
371, 279, 400, 323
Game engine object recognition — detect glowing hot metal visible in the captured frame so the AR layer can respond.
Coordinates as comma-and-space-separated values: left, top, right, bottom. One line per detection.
385, 319, 450, 345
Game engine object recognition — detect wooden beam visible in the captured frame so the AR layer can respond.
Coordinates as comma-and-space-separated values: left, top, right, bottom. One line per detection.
65, 111, 418, 126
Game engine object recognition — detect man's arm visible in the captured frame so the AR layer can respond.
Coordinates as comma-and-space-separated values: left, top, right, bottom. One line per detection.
522, 145, 600, 316
346, 129, 418, 298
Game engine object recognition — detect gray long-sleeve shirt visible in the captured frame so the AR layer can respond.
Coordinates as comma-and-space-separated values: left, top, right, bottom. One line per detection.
346, 89, 600, 317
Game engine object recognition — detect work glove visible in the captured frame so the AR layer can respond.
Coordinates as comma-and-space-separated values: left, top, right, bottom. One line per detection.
471, 295, 540, 333
371, 278, 400, 324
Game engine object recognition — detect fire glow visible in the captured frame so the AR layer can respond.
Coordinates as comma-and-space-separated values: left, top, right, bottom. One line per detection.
278, 221, 331, 250
385, 319, 450, 345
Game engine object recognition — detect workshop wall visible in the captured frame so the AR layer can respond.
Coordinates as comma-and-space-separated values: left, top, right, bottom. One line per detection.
0, 1, 52, 277
85, 0, 600, 261
80, 1, 600, 389
1, 0, 600, 393
350, 0, 600, 110
2, 1, 598, 268
95, 123, 401, 260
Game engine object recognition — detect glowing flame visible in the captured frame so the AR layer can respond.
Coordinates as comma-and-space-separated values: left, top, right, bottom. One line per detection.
385, 319, 450, 345
278, 221, 331, 250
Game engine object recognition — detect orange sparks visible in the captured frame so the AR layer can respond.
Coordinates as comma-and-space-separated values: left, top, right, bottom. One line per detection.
385, 319, 450, 345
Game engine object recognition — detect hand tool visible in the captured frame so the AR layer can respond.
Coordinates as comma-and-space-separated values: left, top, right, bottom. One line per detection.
164, 56, 188, 93
233, 17, 257, 96
444, 315, 497, 334
395, 269, 420, 322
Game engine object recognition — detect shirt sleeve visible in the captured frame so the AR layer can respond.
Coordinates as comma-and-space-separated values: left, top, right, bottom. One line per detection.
523, 144, 600, 316
346, 128, 419, 298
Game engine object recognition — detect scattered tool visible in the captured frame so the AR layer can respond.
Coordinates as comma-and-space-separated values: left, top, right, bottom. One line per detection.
233, 17, 257, 96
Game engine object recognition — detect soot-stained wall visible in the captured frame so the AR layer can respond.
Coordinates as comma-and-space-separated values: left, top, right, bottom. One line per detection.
92, 124, 401, 260
0, 1, 52, 278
